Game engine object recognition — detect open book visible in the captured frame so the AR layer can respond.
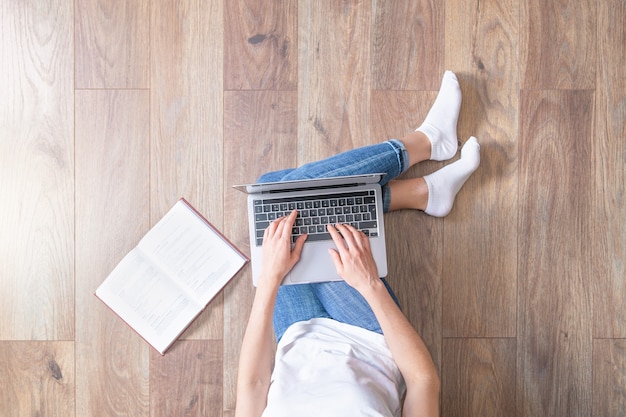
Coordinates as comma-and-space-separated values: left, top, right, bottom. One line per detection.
96, 198, 249, 354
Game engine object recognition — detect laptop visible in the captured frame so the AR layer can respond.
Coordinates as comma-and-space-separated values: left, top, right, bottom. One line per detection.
234, 174, 388, 286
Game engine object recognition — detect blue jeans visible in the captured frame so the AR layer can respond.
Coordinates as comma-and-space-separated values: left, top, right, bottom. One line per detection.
257, 139, 409, 341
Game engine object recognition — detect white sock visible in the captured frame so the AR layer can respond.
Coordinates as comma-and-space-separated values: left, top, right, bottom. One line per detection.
416, 70, 462, 161
423, 137, 480, 217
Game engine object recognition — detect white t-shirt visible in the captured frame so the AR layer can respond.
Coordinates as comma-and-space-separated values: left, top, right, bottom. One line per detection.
262, 318, 406, 417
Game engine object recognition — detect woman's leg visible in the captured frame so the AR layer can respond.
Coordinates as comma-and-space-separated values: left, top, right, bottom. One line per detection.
273, 278, 400, 338
273, 284, 331, 341
257, 139, 410, 212
256, 168, 297, 184
311, 278, 400, 335
259, 139, 409, 186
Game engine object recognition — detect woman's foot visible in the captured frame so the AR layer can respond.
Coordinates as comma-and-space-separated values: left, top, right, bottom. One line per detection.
423, 137, 480, 217
415, 70, 462, 161
388, 137, 480, 216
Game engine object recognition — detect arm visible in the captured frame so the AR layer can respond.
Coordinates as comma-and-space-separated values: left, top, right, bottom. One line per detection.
327, 224, 440, 417
235, 211, 306, 417
234, 282, 279, 417
362, 283, 441, 417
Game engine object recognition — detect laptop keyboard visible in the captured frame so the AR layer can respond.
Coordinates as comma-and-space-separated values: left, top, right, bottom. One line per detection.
253, 190, 379, 246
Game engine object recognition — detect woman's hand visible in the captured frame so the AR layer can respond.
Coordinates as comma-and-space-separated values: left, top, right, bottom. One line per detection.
258, 210, 307, 289
327, 223, 382, 294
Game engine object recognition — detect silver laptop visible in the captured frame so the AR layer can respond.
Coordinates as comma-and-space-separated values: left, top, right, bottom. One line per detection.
234, 174, 388, 286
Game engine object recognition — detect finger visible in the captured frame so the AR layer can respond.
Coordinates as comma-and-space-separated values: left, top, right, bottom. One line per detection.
342, 223, 369, 249
287, 209, 299, 225
327, 248, 344, 273
269, 210, 292, 237
359, 229, 372, 248
327, 224, 348, 254
280, 210, 299, 238
292, 234, 307, 260
265, 216, 282, 237
334, 223, 358, 249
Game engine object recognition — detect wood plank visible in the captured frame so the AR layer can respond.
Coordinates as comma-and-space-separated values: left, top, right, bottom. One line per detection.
151, 0, 224, 340
593, 0, 626, 338
224, 0, 297, 90
443, 0, 518, 337
151, 340, 223, 417
75, 90, 150, 417
0, 0, 74, 340
520, 0, 596, 89
370, 90, 442, 371
442, 338, 516, 417
75, 0, 149, 88
222, 90, 298, 416
593, 339, 626, 416
371, 0, 443, 90
0, 341, 74, 417
298, 0, 371, 162
517, 90, 593, 417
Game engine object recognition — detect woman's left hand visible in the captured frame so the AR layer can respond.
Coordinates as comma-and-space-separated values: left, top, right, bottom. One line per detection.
258, 210, 307, 288
327, 223, 381, 295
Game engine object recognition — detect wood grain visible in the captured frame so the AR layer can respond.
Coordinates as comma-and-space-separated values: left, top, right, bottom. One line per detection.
75, 90, 150, 417
370, 90, 438, 141
298, 0, 372, 163
222, 90, 298, 416
521, 0, 596, 89
151, 0, 225, 340
593, 339, 626, 416
224, 0, 297, 90
517, 90, 593, 417
442, 338, 516, 417
0, 341, 74, 417
151, 340, 223, 417
443, 0, 519, 338
371, 0, 443, 90
75, 0, 149, 88
593, 0, 626, 339
0, 0, 74, 341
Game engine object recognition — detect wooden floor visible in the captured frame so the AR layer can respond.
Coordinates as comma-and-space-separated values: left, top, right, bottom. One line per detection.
1, 1, 624, 416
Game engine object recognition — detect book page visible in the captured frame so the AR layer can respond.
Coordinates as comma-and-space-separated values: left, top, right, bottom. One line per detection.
96, 249, 202, 354
139, 201, 246, 305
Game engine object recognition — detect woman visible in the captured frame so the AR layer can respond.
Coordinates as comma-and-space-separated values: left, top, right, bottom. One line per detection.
235, 71, 480, 417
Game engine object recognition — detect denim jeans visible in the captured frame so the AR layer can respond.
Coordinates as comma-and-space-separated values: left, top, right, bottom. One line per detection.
257, 139, 409, 341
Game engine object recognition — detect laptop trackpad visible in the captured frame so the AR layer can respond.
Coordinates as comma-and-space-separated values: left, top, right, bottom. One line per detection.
285, 241, 342, 284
